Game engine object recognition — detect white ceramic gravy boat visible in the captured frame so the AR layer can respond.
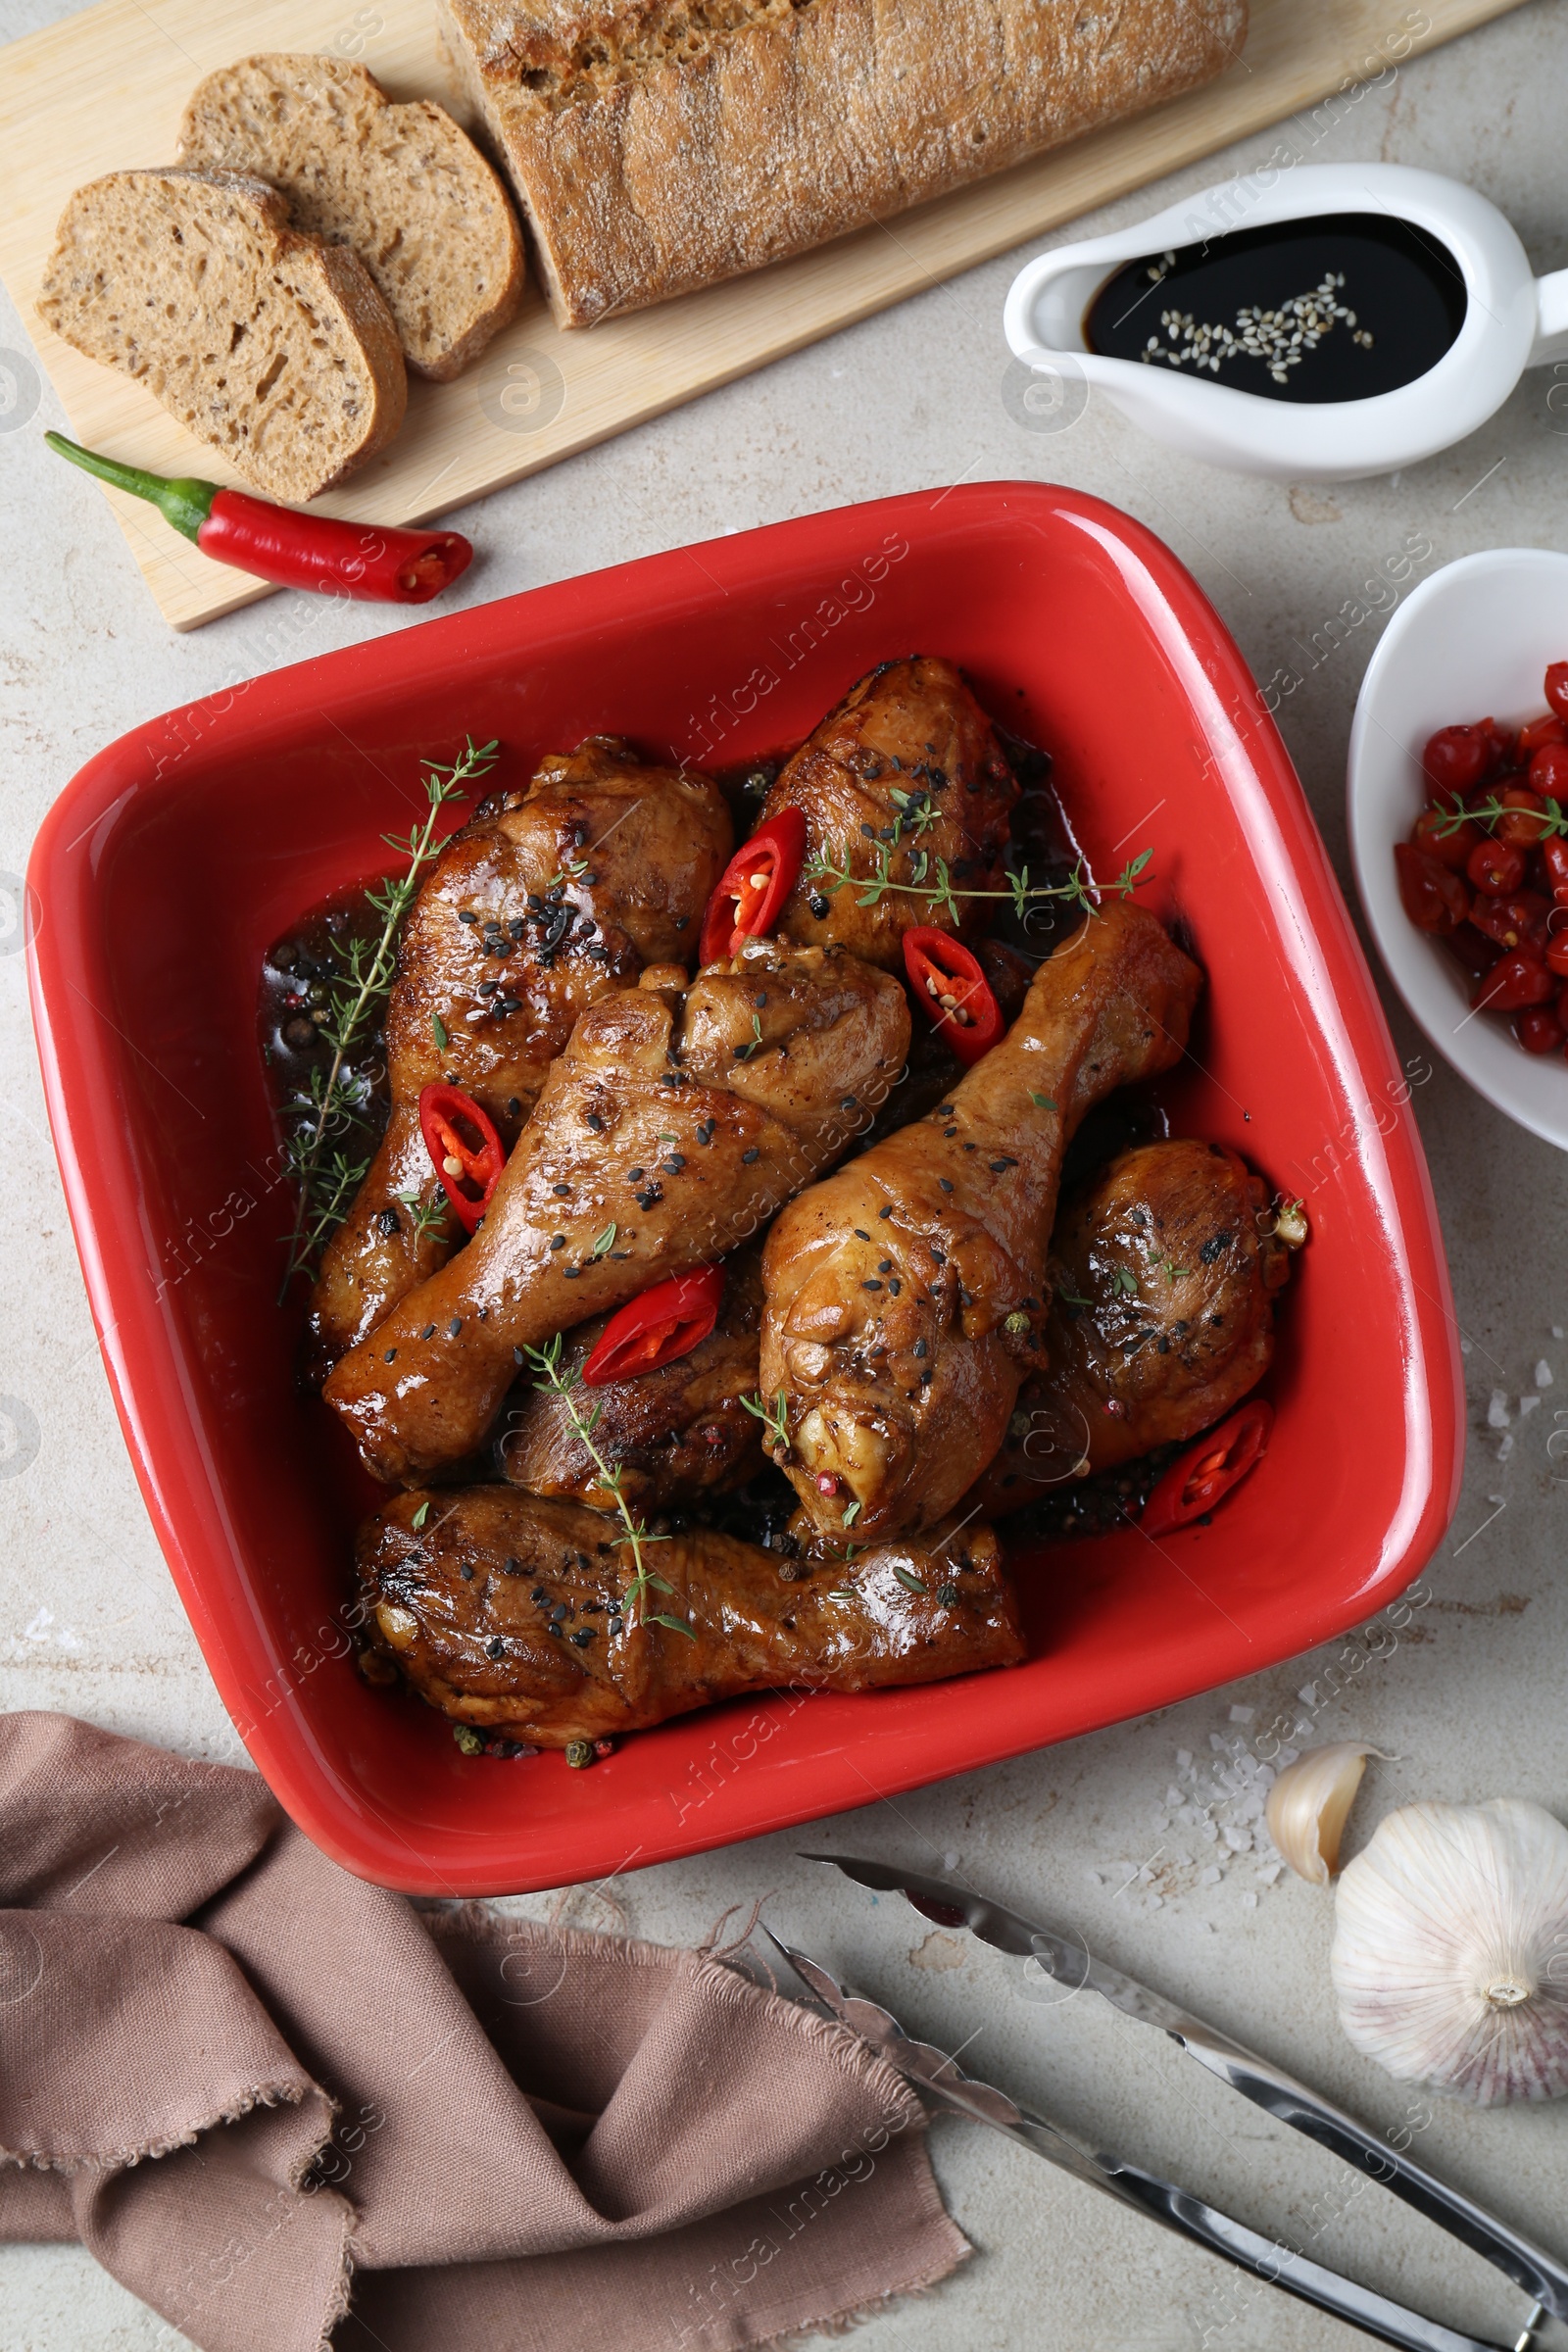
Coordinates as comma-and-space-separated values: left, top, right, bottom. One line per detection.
1003, 163, 1568, 481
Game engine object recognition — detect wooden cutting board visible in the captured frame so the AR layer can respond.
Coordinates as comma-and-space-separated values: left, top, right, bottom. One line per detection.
0, 0, 1529, 630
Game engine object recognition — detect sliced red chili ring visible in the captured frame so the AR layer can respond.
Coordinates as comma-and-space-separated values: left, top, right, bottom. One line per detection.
582, 1265, 725, 1386
699, 808, 808, 963
1140, 1400, 1273, 1539
902, 925, 1004, 1066
417, 1082, 506, 1236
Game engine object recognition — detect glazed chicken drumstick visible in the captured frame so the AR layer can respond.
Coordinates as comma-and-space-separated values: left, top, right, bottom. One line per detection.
496, 1251, 766, 1511
759, 902, 1204, 1543
359, 1486, 1024, 1748
324, 941, 910, 1483
308, 738, 731, 1370
762, 657, 1019, 970
971, 1139, 1296, 1515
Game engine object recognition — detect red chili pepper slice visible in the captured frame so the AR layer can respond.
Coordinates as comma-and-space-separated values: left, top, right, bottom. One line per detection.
1140, 1400, 1273, 1538
700, 809, 808, 963
417, 1084, 505, 1235
582, 1265, 725, 1386
902, 926, 1004, 1065
45, 433, 471, 604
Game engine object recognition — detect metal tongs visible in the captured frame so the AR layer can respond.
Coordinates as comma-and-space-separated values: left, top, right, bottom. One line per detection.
749, 1852, 1568, 2352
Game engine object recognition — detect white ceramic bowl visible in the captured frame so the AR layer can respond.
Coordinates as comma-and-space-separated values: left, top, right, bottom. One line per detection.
1348, 546, 1568, 1152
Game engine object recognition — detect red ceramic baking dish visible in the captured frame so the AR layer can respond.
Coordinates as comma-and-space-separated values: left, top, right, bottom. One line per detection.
27, 484, 1461, 1895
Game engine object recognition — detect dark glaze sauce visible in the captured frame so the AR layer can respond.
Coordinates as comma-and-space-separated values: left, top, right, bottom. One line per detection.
1085, 213, 1466, 404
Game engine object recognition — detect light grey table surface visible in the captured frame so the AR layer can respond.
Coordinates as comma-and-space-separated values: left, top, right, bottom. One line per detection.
3, 4, 1567, 2346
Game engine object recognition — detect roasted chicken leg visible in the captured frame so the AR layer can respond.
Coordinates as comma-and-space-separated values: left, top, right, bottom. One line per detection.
496, 1250, 766, 1510
759, 902, 1203, 1542
324, 941, 911, 1483
359, 1486, 1023, 1747
970, 1140, 1295, 1515
308, 739, 732, 1369
762, 658, 1018, 970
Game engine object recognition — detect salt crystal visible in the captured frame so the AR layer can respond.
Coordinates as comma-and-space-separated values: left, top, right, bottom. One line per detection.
1497, 1433, 1515, 1461
1228, 1704, 1255, 1725
1087, 1869, 1104, 1885
1176, 1749, 1193, 1771
1200, 1821, 1220, 1843
943, 1850, 958, 1870
1460, 1338, 1472, 1354
1147, 1894, 1163, 1911
1297, 1686, 1317, 1708
1241, 1891, 1258, 1910
1200, 1864, 1223, 1886
1175, 1855, 1194, 1868
1197, 1919, 1215, 1934
1537, 1360, 1554, 1389
1488, 1389, 1511, 1428
1208, 1733, 1227, 1751
1552, 1327, 1564, 1341
1164, 1787, 1185, 1808
1258, 1862, 1284, 1886
1521, 1396, 1542, 1417
1223, 1827, 1253, 1853
1279, 1748, 1299, 1767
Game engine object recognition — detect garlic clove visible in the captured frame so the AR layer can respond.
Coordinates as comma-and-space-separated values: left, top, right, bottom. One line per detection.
1264, 1741, 1389, 1884
1332, 1797, 1568, 2105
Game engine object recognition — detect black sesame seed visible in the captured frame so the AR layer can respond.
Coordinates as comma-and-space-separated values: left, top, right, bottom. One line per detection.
889, 1279, 902, 1296
383, 1347, 397, 1362
742, 1147, 760, 1164
514, 1347, 526, 1365
859, 821, 877, 840
627, 1167, 645, 1182
530, 1586, 548, 1603
939, 1178, 955, 1194
552, 1602, 568, 1621
990, 1159, 1010, 1173
636, 1190, 660, 1210
862, 1279, 883, 1292
486, 1638, 505, 1657
958, 1287, 973, 1307
841, 1096, 858, 1110
854, 1228, 871, 1241
944, 1128, 957, 1140
509, 917, 525, 939
550, 1235, 565, 1250
571, 1627, 595, 1646
662, 1155, 686, 1172
809, 896, 830, 918
376, 1205, 401, 1238
460, 1562, 474, 1581
936, 1107, 956, 1117
878, 1204, 894, 1219
920, 1367, 934, 1385
877, 1259, 892, 1274
564, 1267, 581, 1279
585, 1111, 605, 1132
552, 1182, 570, 1197
448, 1316, 463, 1337
503, 1556, 522, 1576
459, 908, 478, 924
913, 1339, 928, 1358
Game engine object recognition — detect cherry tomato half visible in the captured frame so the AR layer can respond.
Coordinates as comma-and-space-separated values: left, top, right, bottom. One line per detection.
417, 1083, 506, 1234
1473, 951, 1555, 1013
1466, 838, 1527, 898
1411, 806, 1481, 871
1421, 724, 1491, 794
582, 1264, 725, 1386
903, 925, 1004, 1064
699, 808, 808, 963
1140, 1400, 1273, 1539
1394, 843, 1470, 933
1494, 786, 1551, 849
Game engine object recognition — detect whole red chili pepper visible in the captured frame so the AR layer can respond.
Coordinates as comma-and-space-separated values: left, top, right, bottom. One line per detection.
1140, 1400, 1273, 1539
902, 925, 1004, 1064
417, 1084, 506, 1233
582, 1265, 725, 1386
45, 431, 472, 604
700, 809, 808, 963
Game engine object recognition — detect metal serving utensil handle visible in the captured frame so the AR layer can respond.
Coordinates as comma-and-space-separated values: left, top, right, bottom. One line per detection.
1103, 2158, 1513, 2352
1172, 2021, 1568, 2323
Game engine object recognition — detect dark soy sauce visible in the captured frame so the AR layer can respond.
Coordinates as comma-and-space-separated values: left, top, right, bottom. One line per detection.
1085, 213, 1466, 405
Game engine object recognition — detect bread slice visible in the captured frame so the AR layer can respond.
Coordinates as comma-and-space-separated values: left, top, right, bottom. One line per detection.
37, 169, 406, 504
178, 54, 524, 382
438, 0, 1248, 329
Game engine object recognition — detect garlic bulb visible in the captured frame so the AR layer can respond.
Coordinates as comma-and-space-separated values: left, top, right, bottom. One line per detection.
1332, 1798, 1568, 2105
1264, 1742, 1387, 1884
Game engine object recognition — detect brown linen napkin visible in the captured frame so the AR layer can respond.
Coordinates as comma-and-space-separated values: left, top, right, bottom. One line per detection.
0, 1711, 967, 2351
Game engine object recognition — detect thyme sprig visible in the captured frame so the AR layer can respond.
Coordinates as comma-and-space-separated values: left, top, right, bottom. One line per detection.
801, 843, 1152, 928
277, 736, 497, 1296
742, 1388, 791, 1455
396, 1189, 452, 1247
524, 1334, 694, 1639
1430, 790, 1568, 841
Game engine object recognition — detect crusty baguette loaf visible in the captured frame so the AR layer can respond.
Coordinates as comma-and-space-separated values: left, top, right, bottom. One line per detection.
438, 0, 1248, 329
178, 54, 524, 382
37, 169, 406, 503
